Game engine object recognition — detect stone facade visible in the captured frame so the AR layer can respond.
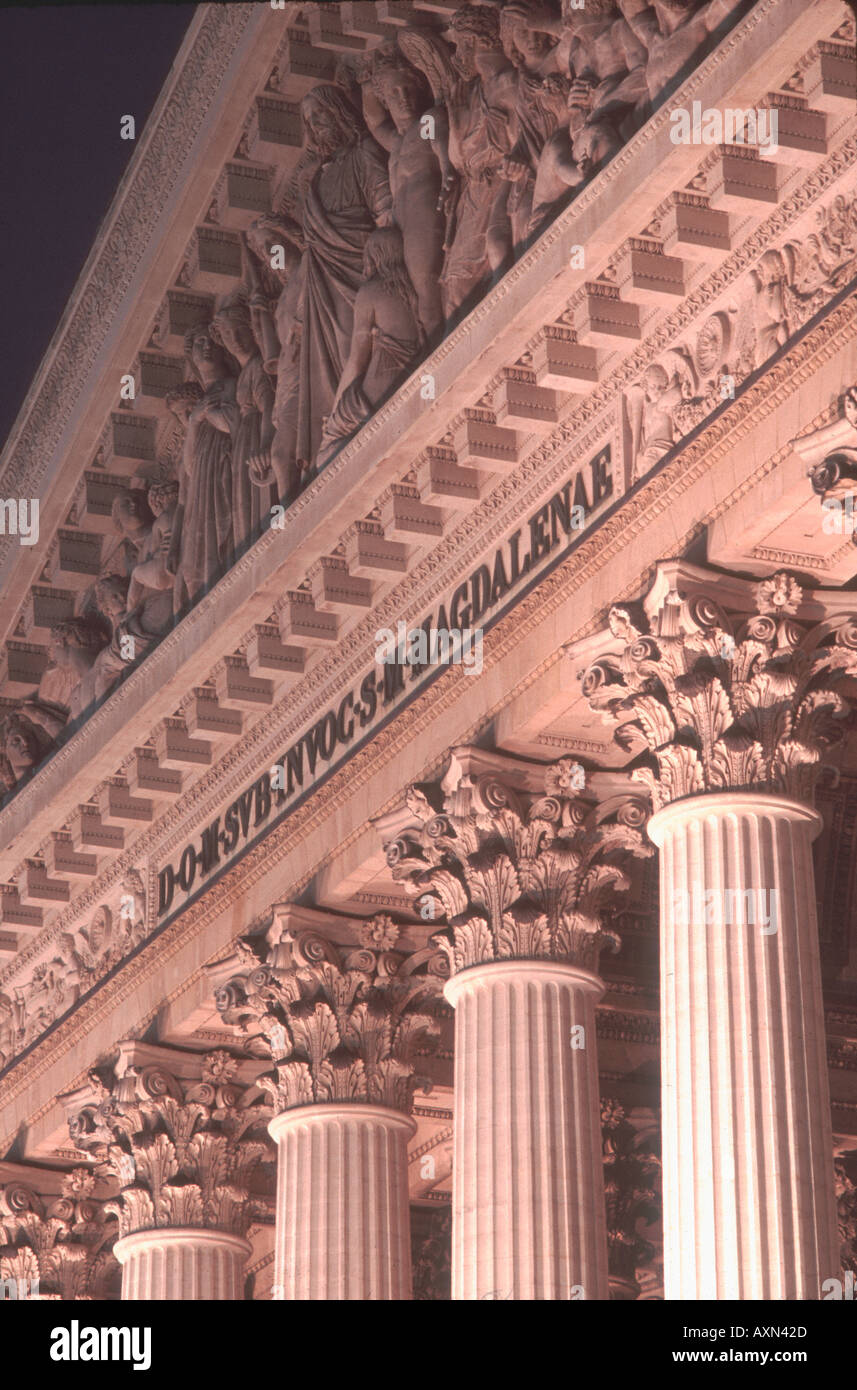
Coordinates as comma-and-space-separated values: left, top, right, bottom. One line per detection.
1, 0, 857, 1301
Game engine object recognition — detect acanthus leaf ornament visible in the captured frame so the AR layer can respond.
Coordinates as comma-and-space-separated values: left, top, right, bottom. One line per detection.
0, 1169, 119, 1300
65, 1050, 273, 1241
384, 751, 652, 974
581, 572, 857, 811
210, 921, 444, 1118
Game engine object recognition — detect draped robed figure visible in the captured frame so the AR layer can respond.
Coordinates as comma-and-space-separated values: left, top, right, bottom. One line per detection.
294, 84, 393, 473
168, 328, 236, 608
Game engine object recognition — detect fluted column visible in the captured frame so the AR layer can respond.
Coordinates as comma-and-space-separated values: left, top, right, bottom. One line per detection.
64, 1045, 271, 1301
383, 747, 651, 1301
269, 1103, 414, 1300
581, 564, 857, 1301
649, 793, 838, 1299
211, 907, 445, 1301
114, 1229, 250, 1301
446, 959, 606, 1300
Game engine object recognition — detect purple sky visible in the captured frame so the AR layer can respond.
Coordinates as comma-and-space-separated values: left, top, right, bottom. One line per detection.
0, 4, 194, 448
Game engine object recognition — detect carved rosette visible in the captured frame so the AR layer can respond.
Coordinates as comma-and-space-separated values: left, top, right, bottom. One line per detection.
213, 923, 445, 1117
601, 1099, 662, 1298
67, 1052, 271, 1241
581, 573, 857, 812
383, 760, 651, 975
0, 1169, 119, 1300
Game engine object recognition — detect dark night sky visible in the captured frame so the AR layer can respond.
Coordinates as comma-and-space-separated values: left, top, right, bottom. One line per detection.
0, 3, 195, 449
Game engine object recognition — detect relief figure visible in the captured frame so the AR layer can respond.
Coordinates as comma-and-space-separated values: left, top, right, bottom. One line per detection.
244, 217, 305, 504
318, 227, 423, 467
359, 43, 451, 341
294, 83, 393, 473
211, 299, 277, 549
171, 328, 236, 608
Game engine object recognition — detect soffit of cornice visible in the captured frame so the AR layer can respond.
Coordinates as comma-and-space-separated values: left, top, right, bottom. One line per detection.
0, 0, 855, 954
1, 284, 855, 1022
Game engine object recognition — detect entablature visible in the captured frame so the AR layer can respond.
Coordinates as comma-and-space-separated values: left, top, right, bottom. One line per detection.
3, 2, 857, 1152
1, 1, 854, 937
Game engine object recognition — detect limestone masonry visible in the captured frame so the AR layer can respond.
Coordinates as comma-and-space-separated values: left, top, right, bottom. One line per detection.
1, 0, 857, 1303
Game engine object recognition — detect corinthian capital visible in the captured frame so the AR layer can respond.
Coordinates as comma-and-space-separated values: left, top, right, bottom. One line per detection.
381, 747, 652, 974
579, 563, 857, 811
209, 911, 446, 1117
64, 1046, 272, 1241
0, 1165, 119, 1300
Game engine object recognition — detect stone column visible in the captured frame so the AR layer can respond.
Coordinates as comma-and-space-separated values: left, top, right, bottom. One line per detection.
65, 1044, 271, 1302
384, 747, 652, 1301
211, 907, 445, 1301
834, 1150, 857, 1294
269, 1103, 413, 1300
601, 1100, 661, 1301
445, 958, 605, 1301
581, 565, 857, 1300
114, 1228, 251, 1301
649, 792, 837, 1299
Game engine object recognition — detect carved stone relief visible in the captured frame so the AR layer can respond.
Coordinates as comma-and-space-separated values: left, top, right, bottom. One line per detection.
601, 1097, 661, 1299
66, 1051, 272, 1241
580, 570, 857, 810
382, 752, 652, 974
624, 188, 857, 484
0, 871, 147, 1074
211, 919, 446, 1116
0, 0, 763, 787
0, 1169, 120, 1301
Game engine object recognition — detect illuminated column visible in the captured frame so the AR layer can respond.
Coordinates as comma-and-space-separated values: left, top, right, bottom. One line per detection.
268, 1103, 414, 1300
65, 1044, 269, 1301
445, 958, 606, 1300
649, 792, 838, 1299
114, 1228, 251, 1301
384, 747, 651, 1301
211, 906, 445, 1301
581, 565, 855, 1300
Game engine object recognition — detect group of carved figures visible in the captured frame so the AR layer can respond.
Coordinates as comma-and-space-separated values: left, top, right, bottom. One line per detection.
0, 871, 146, 1072
625, 190, 857, 481
0, 482, 184, 791
0, 0, 748, 792
239, 0, 745, 489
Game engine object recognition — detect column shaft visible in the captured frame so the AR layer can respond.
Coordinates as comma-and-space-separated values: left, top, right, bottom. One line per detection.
445, 959, 609, 1301
649, 793, 840, 1300
114, 1229, 251, 1300
269, 1103, 415, 1300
